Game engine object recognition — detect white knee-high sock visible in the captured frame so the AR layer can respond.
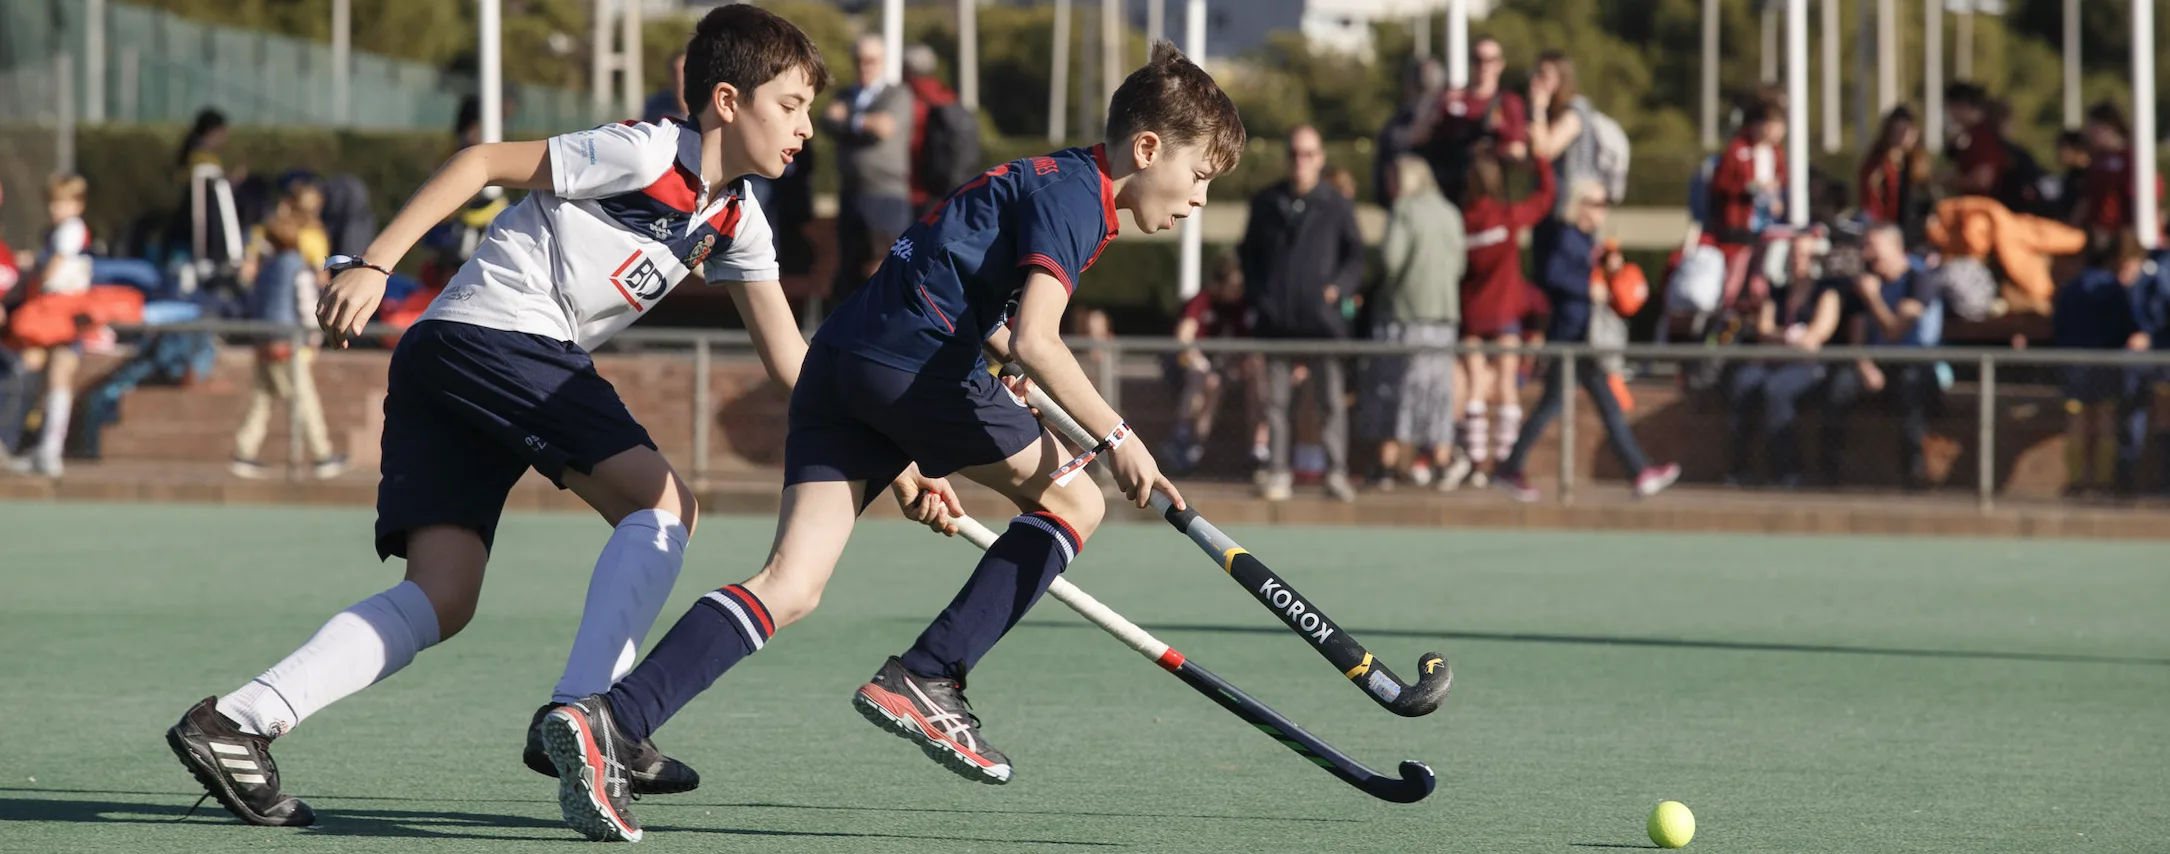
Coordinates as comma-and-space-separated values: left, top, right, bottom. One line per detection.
1495, 405, 1524, 460
217, 580, 441, 737
1463, 402, 1490, 463
551, 509, 688, 704
36, 388, 71, 461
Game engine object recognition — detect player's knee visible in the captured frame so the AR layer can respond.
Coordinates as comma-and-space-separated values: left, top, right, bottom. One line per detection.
1040, 484, 1105, 542
671, 478, 700, 537
760, 580, 822, 628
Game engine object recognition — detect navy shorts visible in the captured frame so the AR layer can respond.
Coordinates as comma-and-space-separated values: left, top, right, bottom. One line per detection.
784, 343, 1042, 496
374, 320, 655, 560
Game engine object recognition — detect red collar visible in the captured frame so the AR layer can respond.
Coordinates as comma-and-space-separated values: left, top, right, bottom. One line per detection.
1091, 143, 1120, 238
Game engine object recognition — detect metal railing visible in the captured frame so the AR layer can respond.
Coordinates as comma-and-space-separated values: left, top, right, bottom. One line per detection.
99, 320, 2170, 510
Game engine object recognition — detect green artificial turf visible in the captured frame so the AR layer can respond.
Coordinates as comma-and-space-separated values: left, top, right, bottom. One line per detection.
1, 501, 2163, 852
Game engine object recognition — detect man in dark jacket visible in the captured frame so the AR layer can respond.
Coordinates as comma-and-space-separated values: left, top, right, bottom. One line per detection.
1239, 125, 1365, 501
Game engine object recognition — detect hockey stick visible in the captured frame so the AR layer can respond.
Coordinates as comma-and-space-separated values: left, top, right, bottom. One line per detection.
1015, 376, 1453, 718
945, 514, 1435, 803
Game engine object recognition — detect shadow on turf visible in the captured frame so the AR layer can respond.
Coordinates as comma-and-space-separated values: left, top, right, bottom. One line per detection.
1021, 622, 2170, 667
1569, 844, 1658, 849
0, 793, 1122, 846
0, 786, 1360, 828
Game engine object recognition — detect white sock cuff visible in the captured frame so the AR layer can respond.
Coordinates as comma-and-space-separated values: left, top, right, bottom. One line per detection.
377, 579, 443, 650
617, 508, 689, 552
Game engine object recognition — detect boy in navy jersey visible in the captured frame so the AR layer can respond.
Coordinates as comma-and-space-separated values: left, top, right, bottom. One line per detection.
540, 41, 1245, 841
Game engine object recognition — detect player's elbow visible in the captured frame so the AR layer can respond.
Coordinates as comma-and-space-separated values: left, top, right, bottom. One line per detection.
1009, 327, 1069, 374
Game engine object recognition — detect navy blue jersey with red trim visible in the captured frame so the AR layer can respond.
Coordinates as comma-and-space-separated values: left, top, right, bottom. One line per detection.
815, 144, 1120, 379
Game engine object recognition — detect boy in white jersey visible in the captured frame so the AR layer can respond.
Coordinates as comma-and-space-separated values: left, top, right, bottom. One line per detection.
163, 7, 954, 829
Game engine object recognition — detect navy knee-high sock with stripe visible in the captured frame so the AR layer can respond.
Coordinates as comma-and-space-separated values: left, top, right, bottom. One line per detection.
603, 584, 773, 744
900, 512, 1082, 681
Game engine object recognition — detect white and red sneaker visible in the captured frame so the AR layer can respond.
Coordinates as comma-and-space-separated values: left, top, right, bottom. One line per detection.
1495, 473, 1541, 503
1634, 463, 1682, 498
853, 656, 1012, 784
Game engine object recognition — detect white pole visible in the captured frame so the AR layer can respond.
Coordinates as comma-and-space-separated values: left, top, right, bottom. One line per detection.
56, 52, 76, 175
2062, 0, 2080, 128
960, 0, 979, 111
332, 0, 350, 125
884, 0, 905, 84
1446, 0, 1468, 88
119, 45, 137, 122
1877, 0, 1897, 113
622, 0, 644, 119
1954, 5, 1972, 82
1854, 0, 1872, 150
1702, 0, 1719, 149
1786, 0, 1808, 227
1051, 0, 1071, 143
1103, 0, 1121, 132
1148, 0, 1165, 43
1925, 0, 1943, 153
591, 0, 612, 119
2134, 0, 2158, 250
1077, 2, 1096, 139
85, 0, 104, 123
1820, 0, 1839, 153
1761, 0, 1779, 83
1178, 0, 1205, 300
480, 0, 503, 143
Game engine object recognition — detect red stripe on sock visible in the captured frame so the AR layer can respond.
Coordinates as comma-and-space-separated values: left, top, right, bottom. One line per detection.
1028, 511, 1084, 550
720, 585, 774, 638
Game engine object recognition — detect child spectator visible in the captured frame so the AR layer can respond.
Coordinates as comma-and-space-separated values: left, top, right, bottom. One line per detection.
2048, 129, 2091, 224
1165, 254, 1265, 476
1454, 150, 1555, 487
4, 175, 149, 477
2053, 229, 2154, 496
1858, 106, 1930, 246
230, 179, 348, 480
1495, 180, 1678, 501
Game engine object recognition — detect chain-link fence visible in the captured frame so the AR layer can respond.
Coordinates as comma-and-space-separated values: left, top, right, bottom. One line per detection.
1, 0, 593, 134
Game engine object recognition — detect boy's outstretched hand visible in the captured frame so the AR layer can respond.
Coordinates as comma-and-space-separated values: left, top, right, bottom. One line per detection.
318, 267, 388, 348
1109, 439, 1185, 511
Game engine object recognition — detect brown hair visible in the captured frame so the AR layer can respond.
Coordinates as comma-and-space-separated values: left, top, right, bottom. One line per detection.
1463, 152, 1505, 204
1534, 50, 1578, 123
683, 4, 833, 121
2086, 101, 2130, 140
47, 173, 87, 203
1208, 251, 1241, 288
1862, 105, 1930, 186
1106, 41, 1247, 177
1322, 164, 1356, 200
263, 183, 325, 251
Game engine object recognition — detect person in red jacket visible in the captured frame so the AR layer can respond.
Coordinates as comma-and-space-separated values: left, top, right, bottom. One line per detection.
1704, 98, 1787, 310
2070, 101, 2167, 249
1454, 150, 1554, 485
901, 44, 959, 215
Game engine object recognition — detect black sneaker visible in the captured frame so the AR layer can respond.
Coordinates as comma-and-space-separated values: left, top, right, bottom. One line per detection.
522, 703, 700, 795
165, 697, 315, 827
539, 696, 642, 842
852, 656, 1012, 784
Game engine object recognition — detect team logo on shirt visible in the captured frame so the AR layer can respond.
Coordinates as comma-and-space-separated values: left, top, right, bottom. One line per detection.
647, 216, 679, 241
683, 233, 716, 268
608, 250, 670, 310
